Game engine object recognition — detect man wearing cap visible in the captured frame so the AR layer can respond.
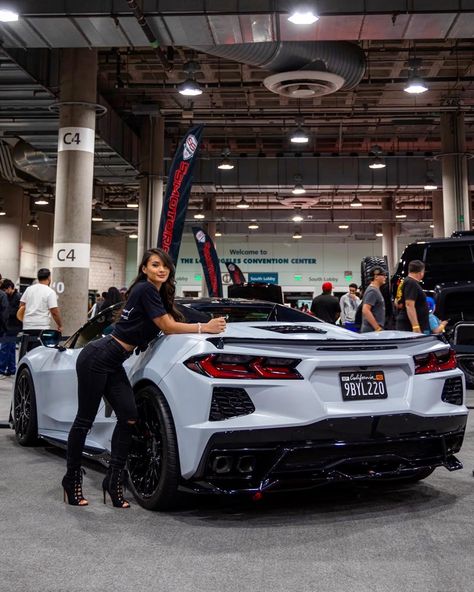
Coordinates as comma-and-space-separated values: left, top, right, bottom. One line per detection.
310, 282, 340, 324
17, 268, 63, 357
361, 267, 387, 333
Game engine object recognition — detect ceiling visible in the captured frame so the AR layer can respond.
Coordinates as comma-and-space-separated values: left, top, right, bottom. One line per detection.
0, 0, 473, 239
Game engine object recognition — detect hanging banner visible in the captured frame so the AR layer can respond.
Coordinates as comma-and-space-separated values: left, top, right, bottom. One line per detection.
192, 227, 223, 297
157, 124, 204, 263
224, 261, 246, 285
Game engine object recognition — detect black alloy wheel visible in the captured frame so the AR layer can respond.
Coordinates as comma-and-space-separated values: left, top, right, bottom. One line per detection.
127, 386, 180, 510
13, 367, 39, 446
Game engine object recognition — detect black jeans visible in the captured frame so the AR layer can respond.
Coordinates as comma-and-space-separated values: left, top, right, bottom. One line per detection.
66, 335, 138, 473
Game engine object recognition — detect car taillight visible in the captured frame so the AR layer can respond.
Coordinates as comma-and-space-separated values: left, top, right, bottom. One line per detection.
414, 348, 457, 374
184, 354, 303, 379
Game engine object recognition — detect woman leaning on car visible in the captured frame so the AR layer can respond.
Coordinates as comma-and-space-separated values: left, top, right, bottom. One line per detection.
62, 247, 226, 508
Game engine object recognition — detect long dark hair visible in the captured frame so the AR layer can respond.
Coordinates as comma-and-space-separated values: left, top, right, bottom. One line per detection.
128, 248, 183, 321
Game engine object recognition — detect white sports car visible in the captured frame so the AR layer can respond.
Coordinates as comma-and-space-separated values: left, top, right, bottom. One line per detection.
11, 299, 467, 510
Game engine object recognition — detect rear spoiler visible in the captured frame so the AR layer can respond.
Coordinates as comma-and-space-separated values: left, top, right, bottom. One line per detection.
207, 335, 439, 351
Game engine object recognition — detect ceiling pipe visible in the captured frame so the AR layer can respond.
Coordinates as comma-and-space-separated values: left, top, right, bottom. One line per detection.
186, 41, 366, 95
127, 0, 172, 72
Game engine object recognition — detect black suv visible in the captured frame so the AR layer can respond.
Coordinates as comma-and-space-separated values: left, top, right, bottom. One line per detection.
391, 236, 474, 294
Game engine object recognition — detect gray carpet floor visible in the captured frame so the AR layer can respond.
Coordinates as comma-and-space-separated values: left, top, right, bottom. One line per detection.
1, 382, 473, 591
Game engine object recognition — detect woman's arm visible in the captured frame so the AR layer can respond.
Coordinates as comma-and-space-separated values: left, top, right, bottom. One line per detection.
153, 314, 225, 335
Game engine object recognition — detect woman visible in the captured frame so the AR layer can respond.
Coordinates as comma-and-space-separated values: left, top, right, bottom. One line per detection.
62, 248, 226, 508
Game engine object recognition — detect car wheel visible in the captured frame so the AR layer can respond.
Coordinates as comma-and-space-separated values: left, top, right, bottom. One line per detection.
360, 255, 388, 291
13, 367, 39, 446
127, 385, 180, 510
456, 358, 474, 388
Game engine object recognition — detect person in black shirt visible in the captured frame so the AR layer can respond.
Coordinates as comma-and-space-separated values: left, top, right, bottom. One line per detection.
62, 247, 226, 508
310, 282, 340, 324
395, 259, 429, 334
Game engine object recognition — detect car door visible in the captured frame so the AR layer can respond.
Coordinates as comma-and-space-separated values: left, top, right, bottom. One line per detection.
36, 304, 125, 450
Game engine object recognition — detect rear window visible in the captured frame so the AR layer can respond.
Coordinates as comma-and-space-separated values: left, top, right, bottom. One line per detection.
425, 244, 473, 265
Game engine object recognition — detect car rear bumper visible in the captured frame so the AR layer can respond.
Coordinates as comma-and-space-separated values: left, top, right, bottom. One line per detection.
183, 413, 467, 495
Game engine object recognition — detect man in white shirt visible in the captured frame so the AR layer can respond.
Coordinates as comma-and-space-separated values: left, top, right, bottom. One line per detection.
339, 283, 361, 331
17, 268, 63, 356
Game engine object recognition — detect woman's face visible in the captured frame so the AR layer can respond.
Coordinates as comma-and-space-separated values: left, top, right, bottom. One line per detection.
142, 254, 170, 285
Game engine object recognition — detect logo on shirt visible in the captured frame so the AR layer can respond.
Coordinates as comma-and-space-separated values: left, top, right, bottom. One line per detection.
121, 306, 134, 320
183, 134, 198, 161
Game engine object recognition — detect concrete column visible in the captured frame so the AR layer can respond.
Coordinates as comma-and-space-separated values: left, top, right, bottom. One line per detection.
137, 116, 164, 264
431, 190, 444, 237
0, 182, 23, 283
440, 112, 470, 236
52, 49, 97, 335
381, 196, 397, 273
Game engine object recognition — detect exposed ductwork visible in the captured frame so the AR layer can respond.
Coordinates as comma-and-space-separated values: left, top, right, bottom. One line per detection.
12, 140, 56, 183
188, 42, 366, 98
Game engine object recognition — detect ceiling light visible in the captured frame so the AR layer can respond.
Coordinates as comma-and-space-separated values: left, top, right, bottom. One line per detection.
292, 183, 306, 195
236, 197, 250, 209
27, 214, 39, 229
129, 233, 138, 239
404, 77, 428, 94
292, 209, 304, 222
338, 224, 349, 229
217, 157, 234, 170
424, 176, 437, 191
404, 57, 428, 95
248, 222, 259, 230
0, 9, 19, 22
288, 7, 319, 25
395, 213, 407, 219
193, 210, 205, 219
215, 230, 222, 237
34, 195, 50, 205
126, 198, 139, 208
178, 79, 203, 96
430, 224, 434, 228
350, 196, 363, 207
290, 126, 309, 144
0, 208, 6, 216
92, 206, 103, 222
376, 232, 383, 237
368, 156, 386, 169
178, 61, 203, 96
292, 228, 303, 239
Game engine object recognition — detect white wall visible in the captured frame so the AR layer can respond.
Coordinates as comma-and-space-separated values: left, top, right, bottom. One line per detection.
89, 235, 127, 293
175, 235, 397, 297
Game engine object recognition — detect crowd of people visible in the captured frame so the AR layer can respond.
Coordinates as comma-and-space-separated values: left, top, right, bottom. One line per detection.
308, 259, 448, 335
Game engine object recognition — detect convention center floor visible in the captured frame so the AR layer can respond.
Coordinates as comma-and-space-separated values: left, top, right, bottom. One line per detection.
1, 374, 473, 592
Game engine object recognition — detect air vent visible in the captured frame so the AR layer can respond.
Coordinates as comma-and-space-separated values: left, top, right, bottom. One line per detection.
263, 70, 345, 98
254, 325, 327, 334
441, 377, 463, 405
209, 387, 255, 421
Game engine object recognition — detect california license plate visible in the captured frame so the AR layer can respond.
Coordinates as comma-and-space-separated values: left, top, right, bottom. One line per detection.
339, 371, 388, 401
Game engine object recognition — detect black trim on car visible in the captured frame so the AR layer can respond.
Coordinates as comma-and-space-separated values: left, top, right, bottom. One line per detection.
182, 414, 467, 496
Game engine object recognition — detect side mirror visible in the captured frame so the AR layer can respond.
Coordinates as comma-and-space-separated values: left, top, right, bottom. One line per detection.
38, 329, 62, 348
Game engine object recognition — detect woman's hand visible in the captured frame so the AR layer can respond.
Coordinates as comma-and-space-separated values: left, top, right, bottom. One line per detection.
204, 317, 226, 334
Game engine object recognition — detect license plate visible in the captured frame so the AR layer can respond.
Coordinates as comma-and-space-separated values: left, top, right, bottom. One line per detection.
339, 371, 388, 401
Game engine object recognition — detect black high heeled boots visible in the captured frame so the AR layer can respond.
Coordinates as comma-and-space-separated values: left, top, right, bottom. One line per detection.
62, 468, 88, 506
102, 468, 130, 508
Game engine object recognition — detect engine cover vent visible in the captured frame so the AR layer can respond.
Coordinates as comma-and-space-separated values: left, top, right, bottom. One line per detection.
263, 70, 345, 98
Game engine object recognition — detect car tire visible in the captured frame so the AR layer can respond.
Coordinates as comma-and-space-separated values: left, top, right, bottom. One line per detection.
127, 385, 180, 511
360, 255, 388, 291
13, 367, 39, 446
